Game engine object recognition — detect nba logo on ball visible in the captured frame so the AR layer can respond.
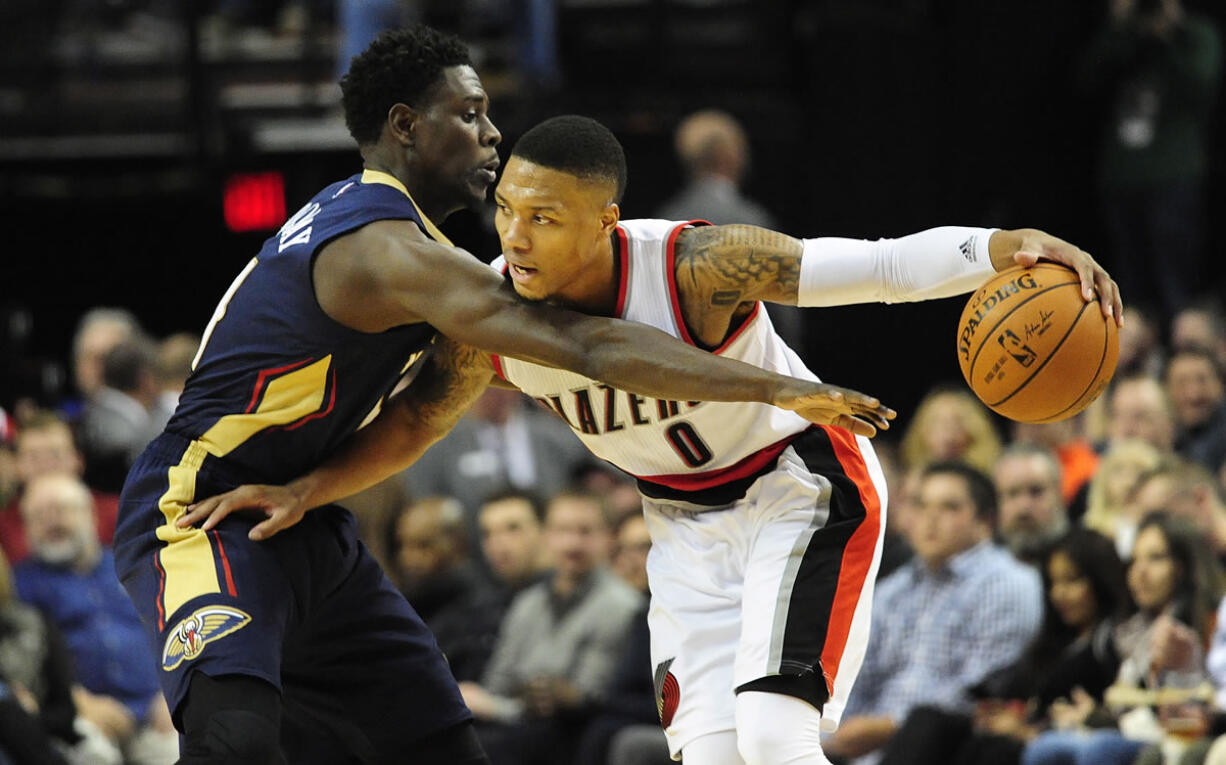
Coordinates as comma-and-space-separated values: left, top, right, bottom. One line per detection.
956, 264, 1119, 423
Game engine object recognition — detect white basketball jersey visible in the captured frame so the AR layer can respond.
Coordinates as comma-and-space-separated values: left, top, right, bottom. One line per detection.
491, 219, 822, 492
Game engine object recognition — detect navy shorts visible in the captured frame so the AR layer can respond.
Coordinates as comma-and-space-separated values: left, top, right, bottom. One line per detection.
114, 432, 471, 760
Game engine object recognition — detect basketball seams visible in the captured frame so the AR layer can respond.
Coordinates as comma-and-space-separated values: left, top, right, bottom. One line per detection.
1028, 312, 1115, 423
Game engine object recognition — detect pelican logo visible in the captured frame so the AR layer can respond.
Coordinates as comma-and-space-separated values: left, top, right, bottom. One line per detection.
162, 606, 251, 671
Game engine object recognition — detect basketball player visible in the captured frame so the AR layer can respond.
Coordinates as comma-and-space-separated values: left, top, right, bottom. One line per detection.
179, 116, 1121, 764
113, 30, 895, 765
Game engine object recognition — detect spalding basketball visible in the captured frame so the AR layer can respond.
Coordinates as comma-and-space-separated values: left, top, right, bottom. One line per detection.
956, 263, 1118, 423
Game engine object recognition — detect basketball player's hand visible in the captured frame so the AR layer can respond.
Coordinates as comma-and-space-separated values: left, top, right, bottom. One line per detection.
773, 382, 896, 437
178, 484, 309, 541
1009, 229, 1124, 328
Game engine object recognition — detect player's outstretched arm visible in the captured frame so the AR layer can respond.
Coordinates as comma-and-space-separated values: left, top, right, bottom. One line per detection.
315, 220, 894, 431
177, 335, 495, 540
672, 224, 1123, 330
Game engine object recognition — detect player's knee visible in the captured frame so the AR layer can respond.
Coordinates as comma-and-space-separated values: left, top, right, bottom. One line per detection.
179, 672, 284, 765
179, 708, 284, 764
734, 690, 826, 765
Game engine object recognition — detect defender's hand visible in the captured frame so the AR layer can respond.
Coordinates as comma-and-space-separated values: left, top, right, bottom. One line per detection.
1012, 229, 1124, 328
773, 382, 896, 437
177, 484, 309, 541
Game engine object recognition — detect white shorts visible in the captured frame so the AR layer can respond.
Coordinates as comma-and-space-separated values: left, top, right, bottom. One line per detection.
641, 426, 887, 760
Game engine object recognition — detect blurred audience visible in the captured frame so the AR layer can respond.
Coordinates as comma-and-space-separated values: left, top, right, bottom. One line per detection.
992, 443, 1069, 566
462, 490, 642, 765
871, 440, 915, 581
870, 528, 1132, 765
1172, 300, 1226, 368
1084, 438, 1166, 559
0, 546, 80, 765
828, 462, 1043, 764
1021, 512, 1226, 765
66, 308, 141, 422
1105, 374, 1178, 454
152, 332, 198, 418
14, 473, 176, 765
1011, 416, 1100, 517
427, 489, 553, 686
900, 387, 1003, 474
1165, 346, 1226, 472
1116, 303, 1168, 379
390, 495, 494, 628
0, 410, 120, 564
1133, 457, 1226, 565
400, 387, 592, 539
77, 335, 168, 493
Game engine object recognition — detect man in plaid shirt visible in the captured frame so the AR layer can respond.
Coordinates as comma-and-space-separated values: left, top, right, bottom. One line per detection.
827, 461, 1043, 763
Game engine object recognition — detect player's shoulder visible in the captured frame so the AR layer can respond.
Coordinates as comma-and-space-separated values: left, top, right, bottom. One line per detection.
618, 218, 701, 242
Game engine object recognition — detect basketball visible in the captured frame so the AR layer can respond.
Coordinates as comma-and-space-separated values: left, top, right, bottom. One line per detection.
956, 263, 1119, 424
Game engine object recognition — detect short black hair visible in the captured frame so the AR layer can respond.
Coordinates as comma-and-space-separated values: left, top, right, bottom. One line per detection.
1164, 345, 1224, 384
340, 25, 472, 146
511, 115, 628, 203
923, 460, 998, 524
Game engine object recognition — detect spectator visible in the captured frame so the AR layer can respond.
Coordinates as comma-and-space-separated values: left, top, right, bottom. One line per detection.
1022, 512, 1226, 765
1165, 347, 1226, 472
610, 511, 651, 596
1133, 457, 1226, 565
0, 410, 120, 564
400, 387, 591, 535
461, 490, 643, 765
993, 443, 1070, 566
1012, 416, 1101, 515
1116, 303, 1168, 379
0, 546, 80, 765
152, 331, 199, 419
872, 440, 915, 580
390, 495, 494, 629
827, 462, 1043, 764
14, 474, 177, 765
654, 108, 804, 351
575, 511, 668, 765
429, 490, 553, 685
66, 308, 141, 421
1172, 300, 1226, 368
900, 386, 1003, 473
1105, 374, 1178, 454
872, 528, 1133, 765
1084, 438, 1166, 559
77, 335, 167, 493
1074, 0, 1223, 329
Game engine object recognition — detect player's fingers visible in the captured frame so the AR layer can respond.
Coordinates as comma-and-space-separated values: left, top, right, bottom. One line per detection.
835, 414, 877, 438
200, 500, 243, 532
248, 514, 284, 541
176, 499, 219, 528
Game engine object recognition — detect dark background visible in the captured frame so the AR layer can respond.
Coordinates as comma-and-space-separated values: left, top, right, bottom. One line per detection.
3, 0, 1224, 434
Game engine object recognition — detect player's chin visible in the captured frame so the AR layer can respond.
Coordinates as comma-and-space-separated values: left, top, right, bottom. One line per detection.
465, 177, 493, 205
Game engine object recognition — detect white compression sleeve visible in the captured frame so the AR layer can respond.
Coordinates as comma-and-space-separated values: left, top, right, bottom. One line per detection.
797, 226, 998, 306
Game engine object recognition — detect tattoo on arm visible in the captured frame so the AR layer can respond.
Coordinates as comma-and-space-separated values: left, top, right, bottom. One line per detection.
399, 335, 494, 430
674, 224, 803, 309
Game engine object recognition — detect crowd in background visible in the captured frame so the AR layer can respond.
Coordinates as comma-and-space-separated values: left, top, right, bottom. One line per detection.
0, 1, 1223, 764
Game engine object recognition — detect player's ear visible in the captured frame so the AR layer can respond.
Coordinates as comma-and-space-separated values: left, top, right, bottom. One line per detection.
598, 203, 620, 235
387, 103, 418, 146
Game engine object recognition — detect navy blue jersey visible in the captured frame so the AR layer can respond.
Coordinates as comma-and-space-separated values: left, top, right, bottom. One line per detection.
167, 170, 441, 483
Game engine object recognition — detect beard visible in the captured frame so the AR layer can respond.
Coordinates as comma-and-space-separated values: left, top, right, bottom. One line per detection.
1002, 515, 1069, 562
33, 536, 85, 568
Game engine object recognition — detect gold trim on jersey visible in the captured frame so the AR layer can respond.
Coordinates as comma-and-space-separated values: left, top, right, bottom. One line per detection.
360, 169, 454, 246
155, 355, 335, 621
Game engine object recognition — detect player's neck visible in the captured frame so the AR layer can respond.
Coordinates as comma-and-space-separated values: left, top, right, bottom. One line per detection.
361, 148, 457, 224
